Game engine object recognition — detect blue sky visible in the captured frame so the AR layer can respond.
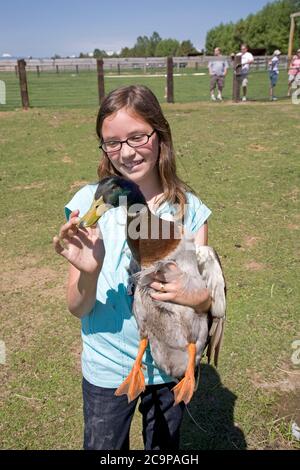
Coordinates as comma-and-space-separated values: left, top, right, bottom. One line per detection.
1, 0, 272, 57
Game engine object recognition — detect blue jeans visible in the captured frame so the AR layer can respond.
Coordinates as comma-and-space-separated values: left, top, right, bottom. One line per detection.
82, 376, 185, 450
269, 71, 279, 87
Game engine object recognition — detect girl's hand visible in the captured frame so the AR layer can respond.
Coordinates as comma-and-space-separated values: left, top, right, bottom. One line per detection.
53, 209, 105, 275
149, 263, 211, 312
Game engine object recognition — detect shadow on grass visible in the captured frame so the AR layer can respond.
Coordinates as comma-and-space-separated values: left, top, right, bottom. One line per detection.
181, 364, 247, 450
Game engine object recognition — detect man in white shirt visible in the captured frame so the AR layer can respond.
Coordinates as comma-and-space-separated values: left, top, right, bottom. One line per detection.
236, 44, 254, 102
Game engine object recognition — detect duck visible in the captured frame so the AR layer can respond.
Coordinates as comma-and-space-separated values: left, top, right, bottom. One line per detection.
78, 176, 226, 405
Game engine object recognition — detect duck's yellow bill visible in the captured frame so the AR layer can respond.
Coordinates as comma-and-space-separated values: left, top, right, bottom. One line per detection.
77, 196, 108, 228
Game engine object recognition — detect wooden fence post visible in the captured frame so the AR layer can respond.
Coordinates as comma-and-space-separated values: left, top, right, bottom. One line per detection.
17, 59, 30, 110
97, 59, 105, 104
288, 13, 300, 64
117, 62, 121, 75
232, 54, 241, 102
36, 65, 40, 76
265, 57, 269, 70
288, 15, 296, 62
166, 56, 174, 103
15, 65, 18, 77
56, 65, 59, 74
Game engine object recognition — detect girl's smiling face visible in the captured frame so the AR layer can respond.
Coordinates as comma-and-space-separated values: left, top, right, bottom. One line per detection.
101, 107, 160, 187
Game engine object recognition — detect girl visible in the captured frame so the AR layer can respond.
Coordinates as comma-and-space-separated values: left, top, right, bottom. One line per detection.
53, 85, 212, 450
288, 49, 300, 97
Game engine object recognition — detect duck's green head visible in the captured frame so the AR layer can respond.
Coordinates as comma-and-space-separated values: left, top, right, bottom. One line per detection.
78, 176, 147, 228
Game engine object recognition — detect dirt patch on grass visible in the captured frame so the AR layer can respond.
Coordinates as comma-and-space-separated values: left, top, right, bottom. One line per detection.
62, 156, 73, 164
276, 390, 300, 424
283, 188, 299, 202
245, 261, 266, 271
12, 182, 45, 191
69, 180, 89, 191
0, 255, 67, 359
0, 111, 19, 119
251, 368, 300, 393
0, 367, 17, 402
244, 236, 261, 248
249, 144, 268, 152
48, 115, 62, 128
250, 364, 300, 448
1, 265, 61, 293
287, 224, 300, 230
174, 113, 192, 117
0, 254, 66, 301
70, 341, 82, 373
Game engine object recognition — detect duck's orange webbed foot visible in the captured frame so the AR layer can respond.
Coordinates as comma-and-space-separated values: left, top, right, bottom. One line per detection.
115, 338, 148, 403
172, 343, 196, 405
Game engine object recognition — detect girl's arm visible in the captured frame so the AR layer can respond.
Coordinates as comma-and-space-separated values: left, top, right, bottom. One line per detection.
53, 209, 105, 319
194, 221, 208, 246
67, 265, 100, 319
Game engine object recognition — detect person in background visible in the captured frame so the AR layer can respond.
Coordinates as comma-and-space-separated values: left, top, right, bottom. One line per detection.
288, 49, 300, 97
268, 50, 281, 101
236, 44, 254, 102
208, 47, 228, 101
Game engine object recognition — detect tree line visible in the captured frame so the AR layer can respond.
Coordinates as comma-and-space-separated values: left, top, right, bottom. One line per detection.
78, 32, 200, 59
53, 0, 300, 60
205, 0, 300, 55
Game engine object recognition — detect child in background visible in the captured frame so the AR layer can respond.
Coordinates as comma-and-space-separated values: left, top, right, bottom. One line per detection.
288, 49, 300, 97
268, 50, 281, 101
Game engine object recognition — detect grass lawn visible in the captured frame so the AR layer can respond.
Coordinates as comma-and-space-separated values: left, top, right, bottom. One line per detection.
0, 67, 291, 110
0, 100, 299, 449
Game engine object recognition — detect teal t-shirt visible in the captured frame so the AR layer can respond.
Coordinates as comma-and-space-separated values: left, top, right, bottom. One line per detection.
65, 183, 212, 388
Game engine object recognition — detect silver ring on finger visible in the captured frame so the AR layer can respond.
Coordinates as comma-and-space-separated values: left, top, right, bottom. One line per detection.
159, 282, 166, 293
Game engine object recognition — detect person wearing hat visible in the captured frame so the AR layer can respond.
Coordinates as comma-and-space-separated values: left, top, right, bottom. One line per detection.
268, 49, 281, 101
288, 49, 300, 97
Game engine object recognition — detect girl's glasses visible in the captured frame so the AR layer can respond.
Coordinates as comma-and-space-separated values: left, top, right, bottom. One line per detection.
100, 130, 156, 153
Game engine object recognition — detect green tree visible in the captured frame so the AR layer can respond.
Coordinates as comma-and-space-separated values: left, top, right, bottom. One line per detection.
155, 38, 180, 56
177, 40, 199, 56
119, 47, 132, 57
118, 31, 200, 57
132, 35, 150, 57
146, 32, 162, 56
205, 27, 219, 54
93, 49, 108, 58
205, 0, 300, 54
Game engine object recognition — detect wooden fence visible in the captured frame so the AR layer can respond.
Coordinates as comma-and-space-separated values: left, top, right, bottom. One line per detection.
0, 55, 291, 109
0, 55, 290, 74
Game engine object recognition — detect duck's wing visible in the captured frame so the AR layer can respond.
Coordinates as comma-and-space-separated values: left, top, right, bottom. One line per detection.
196, 246, 226, 367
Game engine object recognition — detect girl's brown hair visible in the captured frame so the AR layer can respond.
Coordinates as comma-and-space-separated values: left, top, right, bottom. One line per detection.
96, 85, 192, 216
